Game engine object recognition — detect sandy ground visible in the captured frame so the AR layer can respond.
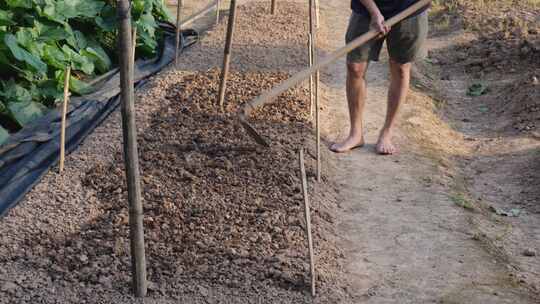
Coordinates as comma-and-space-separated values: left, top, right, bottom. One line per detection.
316, 1, 539, 303
1, 0, 539, 303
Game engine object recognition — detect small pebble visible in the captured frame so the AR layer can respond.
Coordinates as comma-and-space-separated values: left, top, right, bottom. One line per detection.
523, 248, 536, 257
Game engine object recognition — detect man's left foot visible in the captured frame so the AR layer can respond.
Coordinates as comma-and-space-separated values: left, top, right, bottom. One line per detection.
376, 132, 397, 155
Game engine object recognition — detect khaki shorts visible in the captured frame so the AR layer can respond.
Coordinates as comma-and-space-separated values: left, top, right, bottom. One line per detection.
345, 11, 428, 64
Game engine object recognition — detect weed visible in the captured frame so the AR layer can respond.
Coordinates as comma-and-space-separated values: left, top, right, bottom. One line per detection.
450, 193, 475, 210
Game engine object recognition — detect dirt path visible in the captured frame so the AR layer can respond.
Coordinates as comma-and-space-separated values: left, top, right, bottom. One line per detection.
317, 1, 537, 302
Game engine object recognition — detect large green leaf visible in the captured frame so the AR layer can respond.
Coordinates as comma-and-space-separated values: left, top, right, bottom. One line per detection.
37, 80, 63, 104
40, 0, 64, 23
133, 0, 153, 17
61, 44, 94, 75
82, 43, 111, 73
56, 0, 105, 20
70, 77, 92, 95
0, 125, 8, 146
55, 69, 92, 95
8, 101, 47, 127
138, 12, 157, 37
4, 34, 47, 74
36, 21, 72, 42
0, 10, 15, 26
95, 4, 116, 31
73, 30, 88, 50
5, 0, 32, 9
152, 0, 172, 21
1, 80, 32, 104
43, 44, 69, 69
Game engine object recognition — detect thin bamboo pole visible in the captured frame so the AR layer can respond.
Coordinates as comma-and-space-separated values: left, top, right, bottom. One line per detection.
175, 0, 183, 67
132, 26, 137, 64
117, 0, 147, 297
217, 0, 238, 111
59, 66, 71, 173
308, 0, 321, 182
299, 149, 316, 297
238, 0, 432, 146
216, 0, 220, 25
314, 0, 320, 28
308, 35, 314, 119
271, 0, 277, 14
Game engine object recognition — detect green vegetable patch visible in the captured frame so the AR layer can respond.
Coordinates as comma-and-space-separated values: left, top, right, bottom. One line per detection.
0, 0, 171, 141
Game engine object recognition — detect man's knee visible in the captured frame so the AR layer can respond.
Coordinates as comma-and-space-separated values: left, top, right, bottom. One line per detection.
347, 62, 367, 80
389, 60, 411, 79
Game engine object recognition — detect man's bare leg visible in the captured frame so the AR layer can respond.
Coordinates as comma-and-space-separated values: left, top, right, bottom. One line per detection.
330, 62, 369, 153
376, 58, 411, 155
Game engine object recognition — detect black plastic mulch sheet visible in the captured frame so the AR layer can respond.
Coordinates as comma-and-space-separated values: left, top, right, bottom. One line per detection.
0, 27, 198, 217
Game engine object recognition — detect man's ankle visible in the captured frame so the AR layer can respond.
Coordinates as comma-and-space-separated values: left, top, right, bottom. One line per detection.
379, 128, 393, 138
349, 131, 364, 140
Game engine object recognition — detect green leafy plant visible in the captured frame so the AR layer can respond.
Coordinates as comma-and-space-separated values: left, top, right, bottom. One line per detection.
0, 0, 171, 141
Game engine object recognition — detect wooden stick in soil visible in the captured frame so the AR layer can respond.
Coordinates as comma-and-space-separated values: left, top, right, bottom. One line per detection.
175, 0, 183, 68
309, 0, 321, 182
308, 35, 314, 119
299, 148, 316, 297
238, 0, 432, 147
271, 0, 277, 14
132, 26, 137, 65
217, 0, 238, 111
314, 0, 320, 28
59, 65, 71, 173
216, 0, 220, 25
117, 0, 147, 297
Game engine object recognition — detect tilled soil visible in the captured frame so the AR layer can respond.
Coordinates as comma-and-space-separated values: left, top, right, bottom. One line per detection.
83, 68, 342, 295
0, 2, 348, 303
175, 2, 311, 72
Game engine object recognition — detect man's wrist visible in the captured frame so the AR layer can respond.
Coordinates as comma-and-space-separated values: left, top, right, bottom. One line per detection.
368, 8, 382, 18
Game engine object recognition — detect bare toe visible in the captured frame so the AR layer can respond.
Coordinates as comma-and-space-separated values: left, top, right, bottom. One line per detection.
330, 136, 365, 153
376, 136, 397, 155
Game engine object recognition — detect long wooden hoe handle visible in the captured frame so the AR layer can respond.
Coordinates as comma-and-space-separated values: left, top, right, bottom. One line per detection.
238, 0, 431, 146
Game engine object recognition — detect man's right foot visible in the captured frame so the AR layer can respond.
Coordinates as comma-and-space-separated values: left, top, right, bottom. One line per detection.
329, 135, 365, 153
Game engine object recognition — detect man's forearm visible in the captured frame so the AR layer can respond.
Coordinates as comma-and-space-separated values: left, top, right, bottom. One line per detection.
358, 0, 382, 17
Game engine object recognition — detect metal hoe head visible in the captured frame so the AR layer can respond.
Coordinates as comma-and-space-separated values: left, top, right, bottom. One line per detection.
238, 114, 270, 147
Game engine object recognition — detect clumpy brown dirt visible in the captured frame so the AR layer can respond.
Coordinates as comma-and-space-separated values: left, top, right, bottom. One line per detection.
82, 68, 343, 297
0, 2, 349, 303
420, 0, 540, 296
175, 2, 311, 73
429, 0, 540, 134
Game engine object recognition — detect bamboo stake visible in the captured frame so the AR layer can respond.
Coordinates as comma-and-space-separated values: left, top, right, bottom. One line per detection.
307, 0, 315, 120
308, 0, 321, 182
315, 67, 321, 182
217, 0, 238, 111
308, 35, 314, 119
132, 26, 137, 64
175, 0, 183, 67
117, 0, 147, 297
238, 0, 432, 146
216, 0, 220, 25
271, 0, 277, 14
314, 0, 320, 28
59, 66, 71, 173
299, 149, 316, 297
